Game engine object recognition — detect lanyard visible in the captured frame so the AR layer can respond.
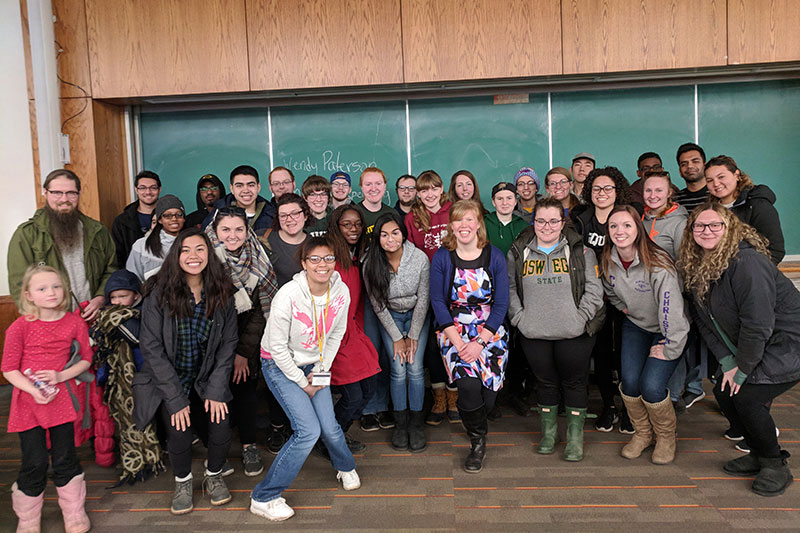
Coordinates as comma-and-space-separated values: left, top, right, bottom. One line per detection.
310, 284, 330, 364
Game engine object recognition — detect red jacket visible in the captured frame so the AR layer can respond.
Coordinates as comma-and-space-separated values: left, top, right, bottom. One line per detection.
404, 201, 452, 262
329, 262, 380, 386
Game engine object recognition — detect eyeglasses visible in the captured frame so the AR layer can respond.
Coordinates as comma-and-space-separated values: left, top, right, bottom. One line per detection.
639, 164, 663, 173
691, 221, 725, 233
136, 185, 160, 192
516, 180, 536, 189
332, 182, 350, 189
307, 192, 328, 199
278, 210, 304, 222
548, 179, 570, 188
339, 221, 363, 230
305, 255, 336, 264
199, 186, 219, 193
160, 212, 185, 220
271, 180, 293, 188
396, 185, 416, 192
591, 185, 616, 194
533, 218, 563, 227
46, 189, 79, 199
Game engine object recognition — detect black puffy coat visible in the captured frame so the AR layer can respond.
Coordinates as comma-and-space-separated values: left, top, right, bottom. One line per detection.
730, 184, 785, 264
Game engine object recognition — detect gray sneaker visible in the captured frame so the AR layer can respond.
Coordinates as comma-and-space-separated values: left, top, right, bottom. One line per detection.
170, 478, 194, 515
203, 472, 232, 506
242, 444, 265, 477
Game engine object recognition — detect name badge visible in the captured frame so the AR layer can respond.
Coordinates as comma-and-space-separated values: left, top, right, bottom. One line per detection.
312, 372, 331, 387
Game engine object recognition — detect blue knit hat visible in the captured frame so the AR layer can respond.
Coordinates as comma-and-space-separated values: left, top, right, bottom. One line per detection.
513, 167, 540, 191
104, 269, 141, 299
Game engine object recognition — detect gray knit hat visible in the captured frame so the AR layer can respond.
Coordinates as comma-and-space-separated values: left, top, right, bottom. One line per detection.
155, 194, 185, 220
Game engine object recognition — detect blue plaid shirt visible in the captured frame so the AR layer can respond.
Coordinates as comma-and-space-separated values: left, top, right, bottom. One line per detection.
174, 294, 212, 396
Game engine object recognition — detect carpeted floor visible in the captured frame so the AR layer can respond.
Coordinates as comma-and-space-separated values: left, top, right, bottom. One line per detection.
1, 381, 798, 532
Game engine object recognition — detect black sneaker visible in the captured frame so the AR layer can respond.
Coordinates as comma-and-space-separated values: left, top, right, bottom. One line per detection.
619, 409, 634, 434
268, 425, 288, 455
204, 459, 234, 477
242, 444, 264, 477
377, 411, 395, 429
735, 440, 751, 453
682, 391, 706, 410
594, 406, 619, 432
360, 414, 380, 432
724, 428, 744, 442
345, 433, 366, 453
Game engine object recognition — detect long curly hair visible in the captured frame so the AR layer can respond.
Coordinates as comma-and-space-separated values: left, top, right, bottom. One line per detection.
678, 202, 769, 301
362, 212, 407, 311
704, 155, 754, 201
144, 227, 232, 318
601, 205, 675, 281
410, 170, 449, 233
441, 199, 489, 251
581, 166, 633, 206
326, 204, 365, 269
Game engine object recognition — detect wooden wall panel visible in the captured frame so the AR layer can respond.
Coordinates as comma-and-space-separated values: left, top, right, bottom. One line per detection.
19, 0, 34, 100
61, 98, 100, 220
0, 297, 21, 385
248, 0, 403, 90
402, 0, 562, 82
53, 0, 93, 98
728, 0, 800, 64
85, 0, 249, 98
92, 101, 129, 228
562, 0, 726, 74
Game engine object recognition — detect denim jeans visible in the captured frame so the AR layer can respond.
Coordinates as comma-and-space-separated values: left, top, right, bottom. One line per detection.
332, 375, 377, 432
252, 359, 356, 503
667, 327, 705, 400
378, 309, 429, 412
362, 298, 390, 414
620, 318, 680, 403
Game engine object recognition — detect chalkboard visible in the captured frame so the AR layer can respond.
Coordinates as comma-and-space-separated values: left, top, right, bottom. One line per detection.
409, 96, 549, 207
140, 108, 269, 211
699, 79, 800, 259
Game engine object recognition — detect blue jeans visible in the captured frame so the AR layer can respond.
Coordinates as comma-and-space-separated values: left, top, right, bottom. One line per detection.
332, 375, 377, 432
252, 359, 356, 503
620, 318, 680, 403
362, 298, 390, 414
667, 327, 704, 400
378, 309, 429, 412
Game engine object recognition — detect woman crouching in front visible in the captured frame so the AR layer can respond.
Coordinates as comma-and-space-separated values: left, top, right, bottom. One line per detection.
250, 236, 361, 521
601, 205, 689, 465
680, 202, 800, 496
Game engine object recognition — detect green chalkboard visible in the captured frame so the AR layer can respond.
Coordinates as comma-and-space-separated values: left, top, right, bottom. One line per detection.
551, 86, 695, 181
140, 108, 269, 211
271, 101, 408, 204
699, 79, 800, 258
409, 96, 549, 207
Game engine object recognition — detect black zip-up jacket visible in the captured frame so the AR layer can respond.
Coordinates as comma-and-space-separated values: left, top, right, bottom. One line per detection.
132, 287, 238, 429
730, 184, 785, 265
111, 201, 147, 268
692, 243, 800, 385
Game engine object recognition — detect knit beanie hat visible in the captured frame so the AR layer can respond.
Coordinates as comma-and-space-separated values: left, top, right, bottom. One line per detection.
513, 167, 540, 191
103, 269, 142, 299
154, 194, 185, 220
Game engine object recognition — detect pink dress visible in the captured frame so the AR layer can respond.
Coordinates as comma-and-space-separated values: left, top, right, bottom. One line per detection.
2, 313, 92, 433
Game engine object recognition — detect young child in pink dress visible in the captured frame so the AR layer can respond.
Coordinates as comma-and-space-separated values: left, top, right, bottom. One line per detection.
3, 265, 92, 533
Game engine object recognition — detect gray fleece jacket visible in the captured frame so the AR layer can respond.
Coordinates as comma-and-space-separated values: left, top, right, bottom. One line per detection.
641, 203, 688, 261
602, 248, 689, 359
507, 235, 604, 340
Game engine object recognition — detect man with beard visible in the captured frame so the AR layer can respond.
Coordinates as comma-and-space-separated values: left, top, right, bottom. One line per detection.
8, 169, 116, 322
394, 174, 417, 216
184, 173, 225, 228
111, 170, 161, 267
674, 142, 709, 211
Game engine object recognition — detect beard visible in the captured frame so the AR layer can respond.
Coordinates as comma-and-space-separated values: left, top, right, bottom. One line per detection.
399, 197, 416, 208
46, 203, 82, 251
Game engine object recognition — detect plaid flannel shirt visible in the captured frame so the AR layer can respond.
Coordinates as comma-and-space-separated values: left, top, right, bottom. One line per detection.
174, 295, 212, 396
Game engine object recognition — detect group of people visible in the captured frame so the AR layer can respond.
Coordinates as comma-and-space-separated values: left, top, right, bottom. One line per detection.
4, 140, 799, 530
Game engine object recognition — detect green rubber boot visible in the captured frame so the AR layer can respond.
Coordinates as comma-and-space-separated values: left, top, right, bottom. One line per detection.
564, 407, 587, 462
537, 405, 559, 455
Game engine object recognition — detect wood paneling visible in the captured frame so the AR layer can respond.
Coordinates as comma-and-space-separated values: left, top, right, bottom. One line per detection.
19, 0, 34, 100
53, 0, 92, 98
0, 296, 21, 385
248, 0, 403, 90
61, 98, 100, 220
402, 0, 562, 82
92, 101, 128, 228
84, 0, 249, 98
28, 100, 43, 209
562, 0, 726, 74
728, 0, 800, 64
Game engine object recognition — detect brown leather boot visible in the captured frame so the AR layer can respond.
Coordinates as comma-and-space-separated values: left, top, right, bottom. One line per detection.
446, 388, 460, 423
644, 394, 677, 465
426, 387, 447, 426
619, 385, 654, 459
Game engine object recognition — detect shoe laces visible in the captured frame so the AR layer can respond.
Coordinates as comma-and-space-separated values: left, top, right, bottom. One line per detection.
243, 445, 261, 464
203, 473, 225, 495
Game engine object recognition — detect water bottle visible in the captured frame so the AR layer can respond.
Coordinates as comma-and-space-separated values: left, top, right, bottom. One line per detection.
23, 368, 59, 399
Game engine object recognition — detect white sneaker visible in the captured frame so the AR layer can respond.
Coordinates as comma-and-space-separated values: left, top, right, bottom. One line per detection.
337, 469, 361, 491
250, 497, 295, 521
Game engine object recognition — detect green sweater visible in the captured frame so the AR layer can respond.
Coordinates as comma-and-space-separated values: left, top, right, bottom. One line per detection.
484, 212, 529, 256
8, 208, 117, 305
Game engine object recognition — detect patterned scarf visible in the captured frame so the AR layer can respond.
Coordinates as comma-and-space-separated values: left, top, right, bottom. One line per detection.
205, 224, 278, 316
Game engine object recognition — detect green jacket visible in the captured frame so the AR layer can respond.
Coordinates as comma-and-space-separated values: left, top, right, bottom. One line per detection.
8, 208, 117, 306
484, 212, 529, 256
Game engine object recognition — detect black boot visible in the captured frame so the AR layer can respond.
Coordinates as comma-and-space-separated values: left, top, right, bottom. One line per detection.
752, 451, 793, 497
460, 406, 488, 473
391, 410, 409, 451
408, 410, 427, 453
723, 452, 760, 476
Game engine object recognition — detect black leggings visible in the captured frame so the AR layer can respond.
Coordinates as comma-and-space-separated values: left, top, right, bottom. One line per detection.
230, 373, 259, 445
17, 422, 82, 496
520, 334, 596, 408
713, 378, 798, 458
456, 376, 498, 412
425, 326, 449, 384
592, 306, 622, 407
160, 389, 231, 478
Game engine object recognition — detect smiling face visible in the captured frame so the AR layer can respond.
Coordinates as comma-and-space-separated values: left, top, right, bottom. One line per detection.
571, 158, 594, 183
590, 175, 617, 210
305, 190, 329, 218
159, 208, 185, 235
199, 180, 221, 207
533, 206, 564, 247
515, 176, 537, 201
25, 271, 65, 311
705, 165, 740, 204
453, 174, 475, 200
643, 176, 671, 211
179, 235, 209, 276
419, 185, 443, 211
361, 172, 387, 206
338, 209, 363, 246
231, 174, 261, 209
331, 178, 351, 202
135, 177, 161, 207
692, 209, 726, 251
269, 169, 295, 200
608, 210, 638, 255
451, 209, 480, 247
678, 150, 705, 184
396, 177, 417, 205
379, 220, 403, 254
302, 245, 335, 286
492, 190, 517, 216
45, 176, 80, 214
636, 157, 663, 179
546, 173, 571, 201
216, 215, 247, 252
278, 202, 306, 237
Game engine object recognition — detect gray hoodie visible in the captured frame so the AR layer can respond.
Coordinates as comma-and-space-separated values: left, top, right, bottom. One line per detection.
602, 248, 689, 359
642, 204, 688, 261
126, 229, 176, 281
507, 235, 604, 340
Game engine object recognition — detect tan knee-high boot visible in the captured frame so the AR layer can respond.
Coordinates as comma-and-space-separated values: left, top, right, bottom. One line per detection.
619, 386, 654, 459
643, 395, 677, 465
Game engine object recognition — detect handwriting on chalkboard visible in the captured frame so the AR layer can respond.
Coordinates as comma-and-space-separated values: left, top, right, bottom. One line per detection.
282, 150, 378, 177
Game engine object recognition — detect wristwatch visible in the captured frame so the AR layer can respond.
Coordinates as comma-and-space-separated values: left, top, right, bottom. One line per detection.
475, 337, 487, 348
